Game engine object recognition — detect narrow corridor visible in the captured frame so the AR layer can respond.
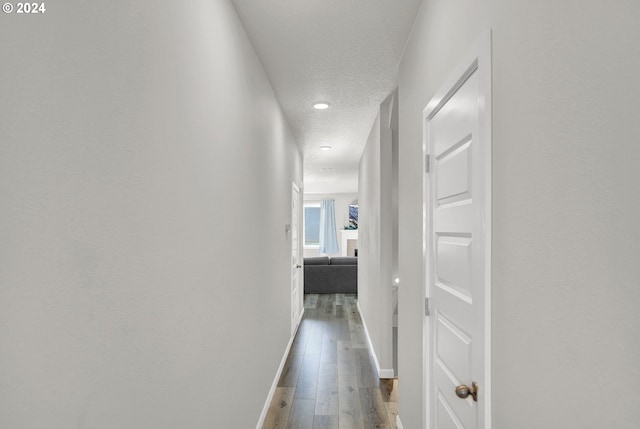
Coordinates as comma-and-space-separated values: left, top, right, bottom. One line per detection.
262, 294, 397, 429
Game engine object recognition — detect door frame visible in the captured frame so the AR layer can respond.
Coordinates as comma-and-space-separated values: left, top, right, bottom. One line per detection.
422, 30, 492, 428
291, 182, 302, 335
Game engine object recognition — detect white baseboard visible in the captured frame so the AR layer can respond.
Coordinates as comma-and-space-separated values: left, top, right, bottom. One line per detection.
255, 308, 305, 429
396, 415, 404, 429
356, 301, 395, 379
378, 367, 395, 379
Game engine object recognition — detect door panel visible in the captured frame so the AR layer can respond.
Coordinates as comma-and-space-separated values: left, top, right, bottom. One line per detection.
436, 235, 472, 300
436, 138, 472, 204
430, 76, 478, 157
436, 390, 465, 429
434, 203, 473, 233
435, 312, 472, 384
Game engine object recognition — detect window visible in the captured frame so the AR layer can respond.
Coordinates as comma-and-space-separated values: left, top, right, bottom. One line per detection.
304, 203, 321, 247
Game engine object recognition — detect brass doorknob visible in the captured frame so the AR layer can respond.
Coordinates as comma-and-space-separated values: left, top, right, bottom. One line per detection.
455, 382, 478, 402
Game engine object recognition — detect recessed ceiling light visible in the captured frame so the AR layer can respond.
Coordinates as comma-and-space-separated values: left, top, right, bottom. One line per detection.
320, 145, 332, 151
313, 102, 330, 110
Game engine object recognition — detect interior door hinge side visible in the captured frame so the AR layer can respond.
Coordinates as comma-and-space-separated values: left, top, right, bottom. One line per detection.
425, 154, 430, 173
425, 297, 431, 316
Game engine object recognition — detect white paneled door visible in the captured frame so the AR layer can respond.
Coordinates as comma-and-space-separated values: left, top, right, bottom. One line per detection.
423, 32, 492, 429
291, 183, 301, 335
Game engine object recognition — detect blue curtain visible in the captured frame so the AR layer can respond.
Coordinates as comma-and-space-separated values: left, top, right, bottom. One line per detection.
319, 200, 339, 254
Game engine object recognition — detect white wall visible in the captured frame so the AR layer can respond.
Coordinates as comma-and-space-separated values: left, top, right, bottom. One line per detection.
358, 106, 394, 375
0, 2, 302, 428
303, 192, 358, 257
397, 0, 640, 428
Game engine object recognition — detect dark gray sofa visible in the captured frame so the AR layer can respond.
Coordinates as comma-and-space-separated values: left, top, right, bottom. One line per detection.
304, 256, 357, 294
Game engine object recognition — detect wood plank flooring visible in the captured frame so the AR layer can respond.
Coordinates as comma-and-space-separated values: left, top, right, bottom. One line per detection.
262, 294, 398, 429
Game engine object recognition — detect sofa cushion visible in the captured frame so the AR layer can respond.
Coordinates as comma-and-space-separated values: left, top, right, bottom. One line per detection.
304, 256, 330, 265
329, 257, 358, 265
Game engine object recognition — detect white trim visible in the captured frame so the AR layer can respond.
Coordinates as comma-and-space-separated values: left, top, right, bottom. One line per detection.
478, 30, 493, 429
475, 29, 493, 429
422, 29, 492, 429
396, 415, 404, 429
255, 308, 305, 429
356, 301, 395, 379
378, 368, 395, 378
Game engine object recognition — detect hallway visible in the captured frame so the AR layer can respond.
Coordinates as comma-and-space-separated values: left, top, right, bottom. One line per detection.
263, 294, 397, 429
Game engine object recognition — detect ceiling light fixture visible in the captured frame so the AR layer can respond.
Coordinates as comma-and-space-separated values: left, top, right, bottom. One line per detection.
313, 102, 330, 110
320, 145, 332, 151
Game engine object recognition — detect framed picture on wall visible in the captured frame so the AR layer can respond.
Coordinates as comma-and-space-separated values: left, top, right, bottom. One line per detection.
348, 203, 358, 229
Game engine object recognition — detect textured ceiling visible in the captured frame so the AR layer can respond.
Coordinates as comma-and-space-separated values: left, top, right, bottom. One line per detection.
230, 0, 422, 194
